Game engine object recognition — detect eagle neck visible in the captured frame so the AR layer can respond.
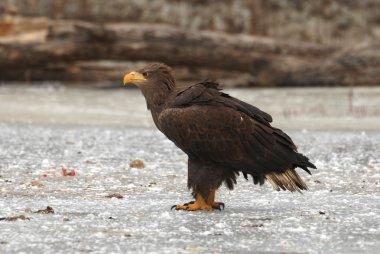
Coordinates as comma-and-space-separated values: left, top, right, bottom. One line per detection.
141, 85, 172, 128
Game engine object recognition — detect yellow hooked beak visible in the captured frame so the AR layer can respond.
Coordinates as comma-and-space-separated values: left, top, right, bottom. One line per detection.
123, 71, 146, 85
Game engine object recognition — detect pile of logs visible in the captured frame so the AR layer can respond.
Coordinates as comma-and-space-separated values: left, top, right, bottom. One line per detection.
0, 16, 379, 86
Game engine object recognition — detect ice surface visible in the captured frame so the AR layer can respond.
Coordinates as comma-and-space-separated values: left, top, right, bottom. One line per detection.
0, 123, 379, 253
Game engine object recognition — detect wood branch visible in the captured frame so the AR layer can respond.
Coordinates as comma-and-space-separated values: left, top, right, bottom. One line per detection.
0, 17, 379, 86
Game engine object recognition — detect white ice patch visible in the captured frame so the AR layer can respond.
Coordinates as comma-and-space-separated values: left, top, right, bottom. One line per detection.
179, 226, 191, 233
41, 159, 50, 168
286, 226, 307, 233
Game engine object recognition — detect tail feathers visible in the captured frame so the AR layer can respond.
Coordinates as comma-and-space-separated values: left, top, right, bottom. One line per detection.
266, 168, 308, 193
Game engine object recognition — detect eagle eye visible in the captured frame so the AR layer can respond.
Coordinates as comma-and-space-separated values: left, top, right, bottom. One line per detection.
142, 72, 149, 77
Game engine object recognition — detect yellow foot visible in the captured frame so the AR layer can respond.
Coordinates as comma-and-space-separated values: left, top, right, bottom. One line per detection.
172, 201, 214, 211
171, 193, 224, 211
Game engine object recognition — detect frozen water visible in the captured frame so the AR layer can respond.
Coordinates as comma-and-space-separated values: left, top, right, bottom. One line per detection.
0, 123, 379, 253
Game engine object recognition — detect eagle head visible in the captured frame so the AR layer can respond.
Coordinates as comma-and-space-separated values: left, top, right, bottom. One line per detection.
123, 63, 175, 90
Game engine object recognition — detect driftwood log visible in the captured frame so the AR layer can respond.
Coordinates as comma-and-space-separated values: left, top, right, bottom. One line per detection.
0, 17, 379, 86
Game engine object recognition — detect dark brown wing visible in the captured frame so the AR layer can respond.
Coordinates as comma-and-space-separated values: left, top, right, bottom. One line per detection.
160, 81, 316, 175
170, 81, 273, 126
171, 81, 298, 151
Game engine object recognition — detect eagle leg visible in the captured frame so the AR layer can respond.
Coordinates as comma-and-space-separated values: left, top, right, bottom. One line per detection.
171, 190, 224, 211
207, 190, 225, 210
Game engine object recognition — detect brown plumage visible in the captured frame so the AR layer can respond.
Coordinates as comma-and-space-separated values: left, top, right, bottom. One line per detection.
123, 63, 316, 211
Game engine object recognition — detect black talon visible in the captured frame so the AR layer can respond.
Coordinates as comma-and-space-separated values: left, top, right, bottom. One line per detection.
212, 205, 221, 211
171, 205, 177, 210
212, 202, 224, 210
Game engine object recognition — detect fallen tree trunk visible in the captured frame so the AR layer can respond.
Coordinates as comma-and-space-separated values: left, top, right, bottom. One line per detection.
0, 17, 379, 86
